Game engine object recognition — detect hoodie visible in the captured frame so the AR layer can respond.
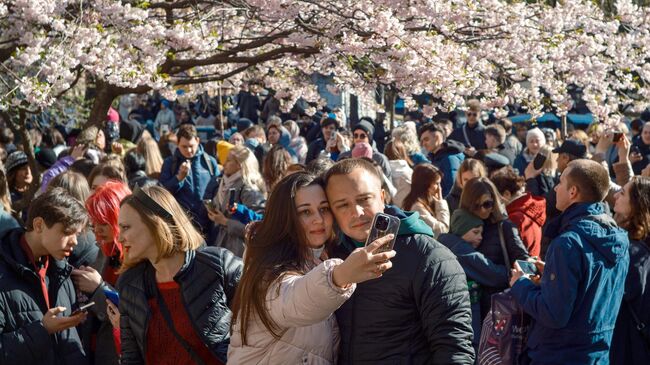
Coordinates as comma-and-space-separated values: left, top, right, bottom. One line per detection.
332, 206, 475, 364
511, 202, 630, 365
428, 139, 465, 196
506, 193, 546, 257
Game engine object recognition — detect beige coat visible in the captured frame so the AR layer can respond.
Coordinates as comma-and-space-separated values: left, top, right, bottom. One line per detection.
227, 259, 355, 364
410, 199, 450, 237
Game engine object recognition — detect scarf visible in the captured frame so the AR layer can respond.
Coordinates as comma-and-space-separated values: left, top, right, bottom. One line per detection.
217, 171, 242, 209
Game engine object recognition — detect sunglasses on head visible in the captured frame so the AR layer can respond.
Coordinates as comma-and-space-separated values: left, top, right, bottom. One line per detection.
354, 133, 368, 139
477, 200, 494, 210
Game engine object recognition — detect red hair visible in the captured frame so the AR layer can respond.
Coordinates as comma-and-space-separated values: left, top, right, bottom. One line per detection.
86, 180, 131, 257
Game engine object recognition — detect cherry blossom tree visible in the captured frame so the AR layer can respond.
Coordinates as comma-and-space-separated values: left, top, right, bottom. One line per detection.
0, 0, 648, 127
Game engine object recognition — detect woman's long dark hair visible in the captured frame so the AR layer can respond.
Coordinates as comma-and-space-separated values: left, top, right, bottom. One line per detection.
618, 176, 650, 243
231, 172, 328, 344
402, 164, 443, 214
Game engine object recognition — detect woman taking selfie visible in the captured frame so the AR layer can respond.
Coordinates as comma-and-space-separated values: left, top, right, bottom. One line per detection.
610, 176, 650, 365
228, 172, 396, 364
117, 186, 242, 365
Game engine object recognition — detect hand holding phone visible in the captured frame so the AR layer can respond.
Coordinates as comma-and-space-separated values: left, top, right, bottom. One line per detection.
42, 306, 87, 334
533, 153, 547, 170
516, 260, 539, 275
332, 234, 397, 288
365, 213, 401, 253
103, 287, 119, 307
203, 199, 215, 212
227, 188, 237, 213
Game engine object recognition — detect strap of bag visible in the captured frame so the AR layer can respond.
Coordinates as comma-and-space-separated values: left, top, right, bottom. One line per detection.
624, 299, 650, 349
462, 124, 472, 147
497, 222, 511, 277
155, 288, 207, 365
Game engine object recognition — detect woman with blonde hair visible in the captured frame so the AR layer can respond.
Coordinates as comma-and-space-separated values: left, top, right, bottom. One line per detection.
207, 145, 266, 257
117, 186, 242, 364
137, 137, 164, 179
446, 158, 488, 214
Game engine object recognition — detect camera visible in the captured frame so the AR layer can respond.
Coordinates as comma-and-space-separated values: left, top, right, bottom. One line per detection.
375, 215, 390, 231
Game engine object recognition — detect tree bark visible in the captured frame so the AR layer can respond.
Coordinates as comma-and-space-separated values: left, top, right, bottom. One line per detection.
86, 80, 120, 128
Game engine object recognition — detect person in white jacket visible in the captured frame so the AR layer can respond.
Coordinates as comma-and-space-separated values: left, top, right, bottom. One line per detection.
228, 172, 396, 364
384, 139, 414, 208
402, 164, 450, 237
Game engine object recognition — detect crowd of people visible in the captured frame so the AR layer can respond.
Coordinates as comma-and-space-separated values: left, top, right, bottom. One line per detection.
0, 87, 649, 365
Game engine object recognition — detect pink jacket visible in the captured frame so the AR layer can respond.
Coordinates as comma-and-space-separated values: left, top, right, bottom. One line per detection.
227, 259, 355, 364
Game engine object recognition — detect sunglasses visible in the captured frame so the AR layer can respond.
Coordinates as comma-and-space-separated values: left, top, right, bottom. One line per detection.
477, 200, 494, 210
467, 112, 478, 117
353, 133, 368, 139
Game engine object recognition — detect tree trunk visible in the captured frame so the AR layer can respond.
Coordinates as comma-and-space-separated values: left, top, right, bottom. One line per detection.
86, 80, 119, 128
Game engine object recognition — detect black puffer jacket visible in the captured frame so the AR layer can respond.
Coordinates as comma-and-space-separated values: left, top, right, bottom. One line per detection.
0, 228, 88, 365
331, 207, 474, 364
117, 246, 242, 364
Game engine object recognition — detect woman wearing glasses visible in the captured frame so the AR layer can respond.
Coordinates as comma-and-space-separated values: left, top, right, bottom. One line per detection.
459, 177, 530, 319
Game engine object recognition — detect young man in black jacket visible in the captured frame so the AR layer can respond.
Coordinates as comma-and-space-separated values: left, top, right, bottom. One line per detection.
0, 188, 89, 364
324, 158, 475, 364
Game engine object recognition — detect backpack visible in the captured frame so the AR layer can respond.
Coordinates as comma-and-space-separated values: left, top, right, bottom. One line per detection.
478, 290, 531, 365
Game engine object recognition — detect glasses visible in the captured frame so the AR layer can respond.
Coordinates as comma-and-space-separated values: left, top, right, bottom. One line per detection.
477, 200, 494, 210
467, 112, 477, 117
353, 133, 368, 139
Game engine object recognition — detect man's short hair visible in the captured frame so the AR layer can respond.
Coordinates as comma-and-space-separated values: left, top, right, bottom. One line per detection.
565, 159, 610, 203
467, 99, 481, 112
418, 122, 443, 139
485, 124, 506, 144
497, 118, 513, 133
324, 158, 382, 188
176, 124, 198, 141
26, 187, 88, 232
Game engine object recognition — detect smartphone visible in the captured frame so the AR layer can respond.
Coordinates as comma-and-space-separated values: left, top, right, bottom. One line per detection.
227, 188, 237, 212
533, 153, 547, 170
365, 213, 400, 254
203, 199, 214, 211
103, 287, 119, 306
516, 260, 539, 275
72, 301, 96, 315
631, 145, 641, 155
161, 124, 170, 134
612, 132, 623, 143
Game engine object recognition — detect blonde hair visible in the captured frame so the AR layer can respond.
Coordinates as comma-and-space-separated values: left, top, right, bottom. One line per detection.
539, 144, 557, 175
230, 145, 267, 194
119, 186, 204, 271
137, 137, 164, 178
391, 126, 420, 154
455, 158, 487, 188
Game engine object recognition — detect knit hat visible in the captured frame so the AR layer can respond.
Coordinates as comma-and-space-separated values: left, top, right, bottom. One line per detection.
35, 148, 57, 169
450, 209, 483, 237
236, 118, 253, 133
526, 127, 546, 146
217, 140, 234, 165
352, 142, 373, 159
5, 151, 28, 174
119, 119, 145, 143
354, 120, 375, 141
107, 107, 120, 123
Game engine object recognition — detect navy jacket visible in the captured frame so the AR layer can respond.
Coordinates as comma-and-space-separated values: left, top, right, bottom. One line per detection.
610, 238, 650, 365
448, 122, 486, 150
159, 145, 219, 233
428, 140, 465, 196
0, 228, 88, 365
511, 202, 630, 365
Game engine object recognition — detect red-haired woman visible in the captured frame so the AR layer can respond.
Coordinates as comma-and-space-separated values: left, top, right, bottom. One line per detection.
71, 180, 131, 364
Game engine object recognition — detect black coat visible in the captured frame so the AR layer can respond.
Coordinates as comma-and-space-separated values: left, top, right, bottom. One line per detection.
610, 239, 650, 365
448, 122, 487, 150
117, 246, 242, 364
331, 228, 475, 363
476, 219, 530, 318
305, 137, 327, 164
0, 228, 88, 365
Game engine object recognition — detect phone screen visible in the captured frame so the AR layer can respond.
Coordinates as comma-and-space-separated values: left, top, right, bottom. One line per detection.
228, 188, 237, 210
516, 260, 539, 275
365, 213, 400, 253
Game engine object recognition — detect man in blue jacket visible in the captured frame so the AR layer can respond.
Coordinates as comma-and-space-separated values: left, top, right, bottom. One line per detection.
159, 124, 219, 234
510, 159, 629, 365
419, 123, 465, 196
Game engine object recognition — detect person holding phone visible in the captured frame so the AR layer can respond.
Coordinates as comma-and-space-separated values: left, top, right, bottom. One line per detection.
117, 186, 242, 365
0, 188, 90, 364
206, 145, 266, 257
324, 158, 474, 364
228, 172, 396, 364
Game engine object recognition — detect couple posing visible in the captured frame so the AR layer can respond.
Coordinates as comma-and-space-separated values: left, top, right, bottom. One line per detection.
228, 158, 475, 364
